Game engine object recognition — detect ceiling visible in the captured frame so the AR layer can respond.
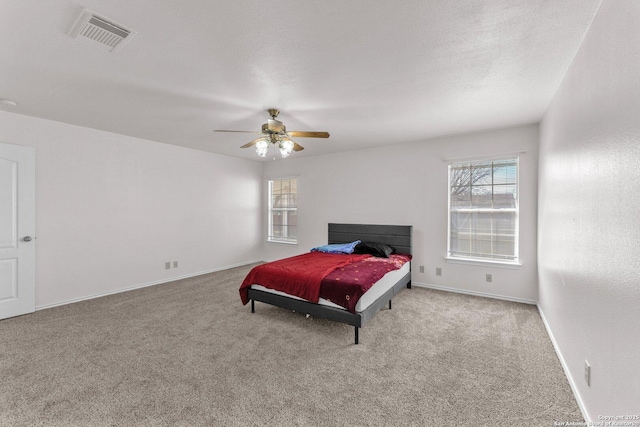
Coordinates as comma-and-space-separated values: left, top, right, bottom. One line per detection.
0, 0, 602, 161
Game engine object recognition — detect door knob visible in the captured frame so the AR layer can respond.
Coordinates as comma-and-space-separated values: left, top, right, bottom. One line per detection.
23, 236, 32, 242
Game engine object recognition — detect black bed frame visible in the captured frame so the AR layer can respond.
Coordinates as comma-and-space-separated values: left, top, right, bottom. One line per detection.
247, 223, 412, 344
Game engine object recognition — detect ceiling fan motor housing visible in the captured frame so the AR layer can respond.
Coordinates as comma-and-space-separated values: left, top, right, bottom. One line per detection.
263, 119, 286, 134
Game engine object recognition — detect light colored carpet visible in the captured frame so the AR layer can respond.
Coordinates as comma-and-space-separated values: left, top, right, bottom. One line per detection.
0, 264, 583, 426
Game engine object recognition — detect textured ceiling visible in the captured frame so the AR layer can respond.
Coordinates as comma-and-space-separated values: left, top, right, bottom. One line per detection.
0, 0, 601, 161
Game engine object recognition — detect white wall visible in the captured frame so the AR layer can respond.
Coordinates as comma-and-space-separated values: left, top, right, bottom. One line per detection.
538, 0, 640, 418
0, 111, 263, 308
263, 124, 539, 303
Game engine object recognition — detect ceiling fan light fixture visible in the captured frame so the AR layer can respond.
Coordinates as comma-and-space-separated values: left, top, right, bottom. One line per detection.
279, 139, 294, 158
255, 139, 269, 157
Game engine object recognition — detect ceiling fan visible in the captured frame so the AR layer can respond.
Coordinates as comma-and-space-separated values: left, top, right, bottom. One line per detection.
215, 109, 330, 158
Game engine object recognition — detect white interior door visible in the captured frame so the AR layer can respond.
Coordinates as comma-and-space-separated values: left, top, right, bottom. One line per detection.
0, 142, 35, 320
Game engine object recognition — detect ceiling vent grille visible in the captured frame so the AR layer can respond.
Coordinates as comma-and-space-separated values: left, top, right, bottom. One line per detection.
68, 9, 136, 53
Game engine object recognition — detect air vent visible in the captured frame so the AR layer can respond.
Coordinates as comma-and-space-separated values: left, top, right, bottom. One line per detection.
68, 9, 136, 53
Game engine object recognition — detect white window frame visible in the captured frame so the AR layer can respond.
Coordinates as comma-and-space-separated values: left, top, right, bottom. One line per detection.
267, 177, 298, 244
446, 157, 520, 266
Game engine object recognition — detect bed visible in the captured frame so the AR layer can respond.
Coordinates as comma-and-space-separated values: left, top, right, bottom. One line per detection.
242, 223, 412, 344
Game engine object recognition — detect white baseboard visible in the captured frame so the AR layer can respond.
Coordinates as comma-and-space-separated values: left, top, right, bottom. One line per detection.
412, 281, 537, 305
537, 305, 590, 423
35, 260, 261, 311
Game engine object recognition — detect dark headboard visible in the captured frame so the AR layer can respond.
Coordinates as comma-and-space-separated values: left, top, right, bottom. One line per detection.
328, 223, 413, 255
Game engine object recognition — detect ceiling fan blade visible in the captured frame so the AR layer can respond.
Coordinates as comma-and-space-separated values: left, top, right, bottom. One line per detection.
240, 137, 267, 149
287, 131, 330, 138
214, 130, 260, 134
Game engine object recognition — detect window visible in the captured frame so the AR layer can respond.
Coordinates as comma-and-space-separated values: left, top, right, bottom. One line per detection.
268, 178, 297, 243
448, 158, 519, 263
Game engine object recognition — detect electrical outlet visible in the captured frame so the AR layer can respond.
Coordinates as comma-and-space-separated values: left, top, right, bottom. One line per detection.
165, 262, 171, 270
173, 261, 178, 268
436, 267, 442, 276
486, 274, 492, 282
419, 265, 424, 273
584, 360, 591, 386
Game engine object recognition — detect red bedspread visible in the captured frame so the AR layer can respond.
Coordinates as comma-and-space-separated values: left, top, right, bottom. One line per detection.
239, 252, 368, 305
240, 252, 412, 313
320, 254, 412, 313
